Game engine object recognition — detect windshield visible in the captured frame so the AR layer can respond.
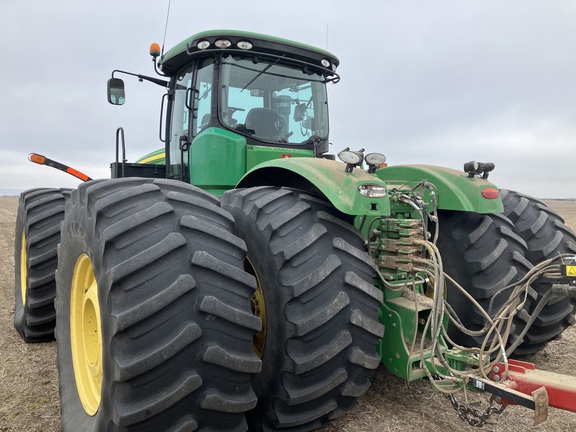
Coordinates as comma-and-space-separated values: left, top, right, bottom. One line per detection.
219, 56, 329, 144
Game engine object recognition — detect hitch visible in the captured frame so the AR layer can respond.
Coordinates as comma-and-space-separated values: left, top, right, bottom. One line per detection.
469, 359, 576, 426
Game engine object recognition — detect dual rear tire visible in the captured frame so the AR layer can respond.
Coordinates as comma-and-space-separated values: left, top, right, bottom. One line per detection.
14, 188, 71, 342
55, 178, 261, 431
222, 187, 384, 431
500, 189, 576, 354
54, 180, 382, 431
437, 190, 576, 356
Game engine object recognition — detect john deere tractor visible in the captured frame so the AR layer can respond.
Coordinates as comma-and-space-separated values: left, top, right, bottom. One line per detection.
14, 30, 576, 431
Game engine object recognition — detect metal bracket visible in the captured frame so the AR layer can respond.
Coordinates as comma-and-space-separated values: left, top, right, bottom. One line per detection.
467, 359, 576, 425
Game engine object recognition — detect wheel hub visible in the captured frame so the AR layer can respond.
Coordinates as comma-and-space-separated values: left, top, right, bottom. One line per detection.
70, 253, 103, 416
20, 232, 27, 305
245, 259, 266, 358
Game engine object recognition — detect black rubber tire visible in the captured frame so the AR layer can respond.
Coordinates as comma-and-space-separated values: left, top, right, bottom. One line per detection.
14, 187, 71, 342
435, 210, 534, 351
501, 189, 576, 354
222, 187, 384, 432
55, 178, 261, 431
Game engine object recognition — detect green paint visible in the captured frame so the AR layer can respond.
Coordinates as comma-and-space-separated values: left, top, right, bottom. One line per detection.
377, 164, 503, 214
189, 128, 247, 195
378, 291, 456, 381
246, 146, 315, 170
240, 158, 392, 216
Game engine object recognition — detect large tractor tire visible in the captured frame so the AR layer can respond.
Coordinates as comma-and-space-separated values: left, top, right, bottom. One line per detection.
55, 178, 261, 431
14, 187, 71, 342
501, 189, 576, 354
435, 210, 535, 352
222, 187, 384, 432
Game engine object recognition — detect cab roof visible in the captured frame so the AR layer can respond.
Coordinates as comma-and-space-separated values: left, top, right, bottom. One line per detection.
159, 29, 340, 75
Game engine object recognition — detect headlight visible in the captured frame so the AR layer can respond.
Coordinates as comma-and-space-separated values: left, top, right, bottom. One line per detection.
197, 40, 210, 50
358, 184, 387, 198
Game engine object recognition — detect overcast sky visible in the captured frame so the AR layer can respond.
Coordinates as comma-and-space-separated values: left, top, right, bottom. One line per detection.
1, 0, 575, 197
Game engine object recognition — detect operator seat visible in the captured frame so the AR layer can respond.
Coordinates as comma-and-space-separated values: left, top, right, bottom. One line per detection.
245, 108, 280, 139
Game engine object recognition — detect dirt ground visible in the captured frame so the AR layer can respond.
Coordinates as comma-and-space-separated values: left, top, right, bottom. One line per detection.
1, 195, 575, 432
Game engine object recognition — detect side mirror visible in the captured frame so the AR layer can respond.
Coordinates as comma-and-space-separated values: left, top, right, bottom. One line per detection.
107, 78, 126, 105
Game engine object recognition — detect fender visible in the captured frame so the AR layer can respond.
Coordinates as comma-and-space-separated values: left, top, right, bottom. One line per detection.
238, 158, 391, 216
376, 164, 503, 214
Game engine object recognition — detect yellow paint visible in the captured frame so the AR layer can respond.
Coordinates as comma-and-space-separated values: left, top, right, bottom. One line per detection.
138, 154, 164, 164
245, 259, 266, 358
20, 231, 27, 305
70, 254, 103, 416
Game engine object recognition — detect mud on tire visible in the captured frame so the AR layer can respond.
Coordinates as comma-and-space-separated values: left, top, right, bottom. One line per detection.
222, 186, 384, 432
55, 178, 261, 431
14, 187, 71, 342
501, 189, 576, 354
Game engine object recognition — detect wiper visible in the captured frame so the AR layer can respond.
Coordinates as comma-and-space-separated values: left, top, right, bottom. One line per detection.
240, 54, 286, 92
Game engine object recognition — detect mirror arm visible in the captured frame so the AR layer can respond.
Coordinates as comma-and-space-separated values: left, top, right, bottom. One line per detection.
112, 69, 169, 88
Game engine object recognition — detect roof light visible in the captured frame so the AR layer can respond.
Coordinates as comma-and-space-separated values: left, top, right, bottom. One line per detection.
338, 150, 363, 165
237, 40, 253, 50
365, 153, 387, 174
321, 59, 331, 68
338, 149, 364, 173
464, 160, 496, 179
359, 184, 387, 198
197, 40, 210, 50
149, 43, 161, 58
365, 153, 386, 166
215, 39, 232, 48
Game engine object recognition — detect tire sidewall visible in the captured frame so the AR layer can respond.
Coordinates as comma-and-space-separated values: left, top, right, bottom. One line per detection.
56, 204, 112, 431
235, 216, 287, 400
224, 187, 383, 430
56, 178, 260, 431
13, 196, 27, 334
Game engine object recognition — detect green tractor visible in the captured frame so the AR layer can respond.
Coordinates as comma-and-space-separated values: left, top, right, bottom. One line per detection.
14, 30, 576, 431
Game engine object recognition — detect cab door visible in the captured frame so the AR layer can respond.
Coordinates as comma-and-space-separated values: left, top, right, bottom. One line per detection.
167, 58, 215, 183
167, 65, 194, 181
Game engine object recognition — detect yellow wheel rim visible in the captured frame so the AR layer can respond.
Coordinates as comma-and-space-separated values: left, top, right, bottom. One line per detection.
20, 231, 27, 305
70, 254, 103, 416
245, 259, 266, 358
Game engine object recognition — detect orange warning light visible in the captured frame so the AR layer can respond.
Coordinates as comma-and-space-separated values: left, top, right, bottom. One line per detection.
150, 43, 161, 58
29, 153, 46, 165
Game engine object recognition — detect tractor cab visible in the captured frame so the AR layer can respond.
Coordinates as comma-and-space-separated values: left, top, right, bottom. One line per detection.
109, 30, 340, 194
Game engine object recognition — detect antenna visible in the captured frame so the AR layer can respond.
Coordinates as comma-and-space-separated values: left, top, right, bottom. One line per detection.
325, 24, 329, 50
161, 0, 172, 56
